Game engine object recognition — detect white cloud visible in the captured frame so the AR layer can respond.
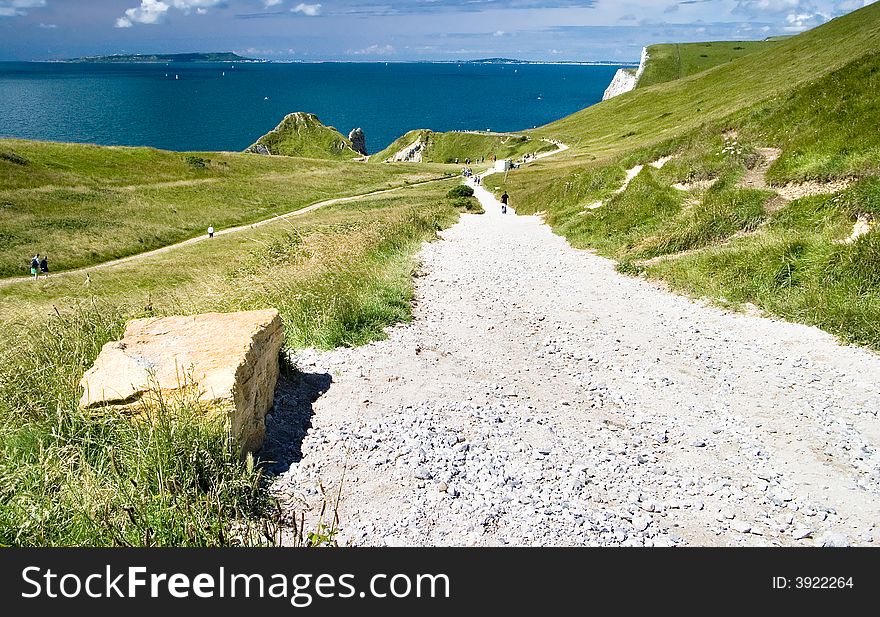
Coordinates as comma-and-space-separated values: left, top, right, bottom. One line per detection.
264, 0, 284, 7
292, 3, 321, 16
731, 0, 873, 33
493, 30, 506, 36
115, 0, 225, 28
0, 0, 46, 18
351, 43, 395, 56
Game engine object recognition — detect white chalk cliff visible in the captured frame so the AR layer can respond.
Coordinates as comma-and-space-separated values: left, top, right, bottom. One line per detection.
603, 47, 649, 101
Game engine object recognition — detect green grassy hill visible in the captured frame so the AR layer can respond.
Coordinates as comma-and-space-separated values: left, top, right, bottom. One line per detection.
533, 6, 880, 156
637, 40, 779, 88
246, 112, 361, 160
0, 139, 450, 277
485, 2, 880, 348
371, 129, 554, 164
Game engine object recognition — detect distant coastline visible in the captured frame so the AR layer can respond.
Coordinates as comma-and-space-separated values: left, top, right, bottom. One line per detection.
41, 51, 636, 66
59, 52, 262, 64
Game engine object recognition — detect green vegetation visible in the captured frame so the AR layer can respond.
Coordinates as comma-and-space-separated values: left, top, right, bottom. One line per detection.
246, 112, 361, 160
372, 129, 554, 164
0, 182, 460, 546
0, 180, 460, 341
489, 2, 880, 348
446, 184, 483, 214
638, 40, 778, 88
651, 185, 880, 348
0, 138, 450, 277
737, 51, 880, 183
447, 185, 474, 198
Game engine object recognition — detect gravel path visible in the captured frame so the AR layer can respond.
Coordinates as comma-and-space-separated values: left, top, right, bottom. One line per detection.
267, 177, 880, 547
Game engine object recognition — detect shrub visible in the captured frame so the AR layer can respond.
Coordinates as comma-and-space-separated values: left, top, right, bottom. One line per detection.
0, 151, 28, 166
447, 185, 475, 198
185, 155, 210, 169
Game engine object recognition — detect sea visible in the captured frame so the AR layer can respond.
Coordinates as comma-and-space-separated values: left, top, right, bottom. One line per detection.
0, 62, 624, 153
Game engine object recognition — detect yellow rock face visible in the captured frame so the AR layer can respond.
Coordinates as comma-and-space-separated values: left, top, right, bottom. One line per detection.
80, 309, 284, 454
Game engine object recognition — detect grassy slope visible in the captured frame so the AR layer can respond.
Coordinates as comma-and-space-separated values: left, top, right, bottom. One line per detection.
532, 7, 880, 155
371, 129, 554, 164
247, 112, 359, 160
638, 40, 778, 88
0, 181, 463, 546
0, 180, 461, 334
486, 3, 880, 348
0, 139, 451, 277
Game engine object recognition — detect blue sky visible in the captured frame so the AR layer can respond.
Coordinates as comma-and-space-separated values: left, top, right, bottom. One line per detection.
0, 1, 872, 61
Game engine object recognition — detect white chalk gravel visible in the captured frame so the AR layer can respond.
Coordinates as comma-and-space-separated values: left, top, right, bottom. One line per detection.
267, 179, 880, 547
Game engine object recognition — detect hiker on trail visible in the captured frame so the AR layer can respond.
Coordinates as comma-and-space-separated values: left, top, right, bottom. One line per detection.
208, 225, 214, 239
30, 254, 40, 279
500, 192, 509, 214
466, 158, 471, 166
39, 256, 48, 277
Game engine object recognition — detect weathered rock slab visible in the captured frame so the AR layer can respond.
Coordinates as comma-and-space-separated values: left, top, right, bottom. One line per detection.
80, 309, 284, 453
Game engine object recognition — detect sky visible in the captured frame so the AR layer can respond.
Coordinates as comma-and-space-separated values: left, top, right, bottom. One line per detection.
0, 0, 873, 62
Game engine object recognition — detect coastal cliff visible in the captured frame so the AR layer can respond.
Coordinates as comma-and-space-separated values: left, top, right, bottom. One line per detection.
602, 47, 648, 100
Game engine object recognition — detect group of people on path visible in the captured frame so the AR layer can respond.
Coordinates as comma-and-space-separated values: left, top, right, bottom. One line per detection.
29, 254, 49, 279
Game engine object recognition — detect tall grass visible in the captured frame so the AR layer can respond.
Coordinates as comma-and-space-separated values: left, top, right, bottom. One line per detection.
651, 183, 880, 348
632, 176, 770, 258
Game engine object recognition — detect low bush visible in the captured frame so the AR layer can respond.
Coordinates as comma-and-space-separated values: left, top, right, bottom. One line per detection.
0, 151, 28, 166
447, 185, 474, 198
185, 155, 210, 169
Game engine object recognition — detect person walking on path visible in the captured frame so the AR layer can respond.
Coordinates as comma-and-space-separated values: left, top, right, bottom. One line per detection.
500, 192, 509, 214
208, 225, 214, 239
30, 254, 40, 279
39, 255, 49, 277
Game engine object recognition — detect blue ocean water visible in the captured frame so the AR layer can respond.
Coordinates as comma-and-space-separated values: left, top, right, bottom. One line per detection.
0, 62, 622, 153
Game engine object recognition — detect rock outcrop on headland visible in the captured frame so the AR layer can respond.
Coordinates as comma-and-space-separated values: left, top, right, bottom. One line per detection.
348, 128, 368, 155
80, 309, 284, 454
602, 47, 648, 101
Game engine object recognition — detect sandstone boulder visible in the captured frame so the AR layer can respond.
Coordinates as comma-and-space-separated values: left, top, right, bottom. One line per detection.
80, 309, 284, 454
348, 127, 367, 155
